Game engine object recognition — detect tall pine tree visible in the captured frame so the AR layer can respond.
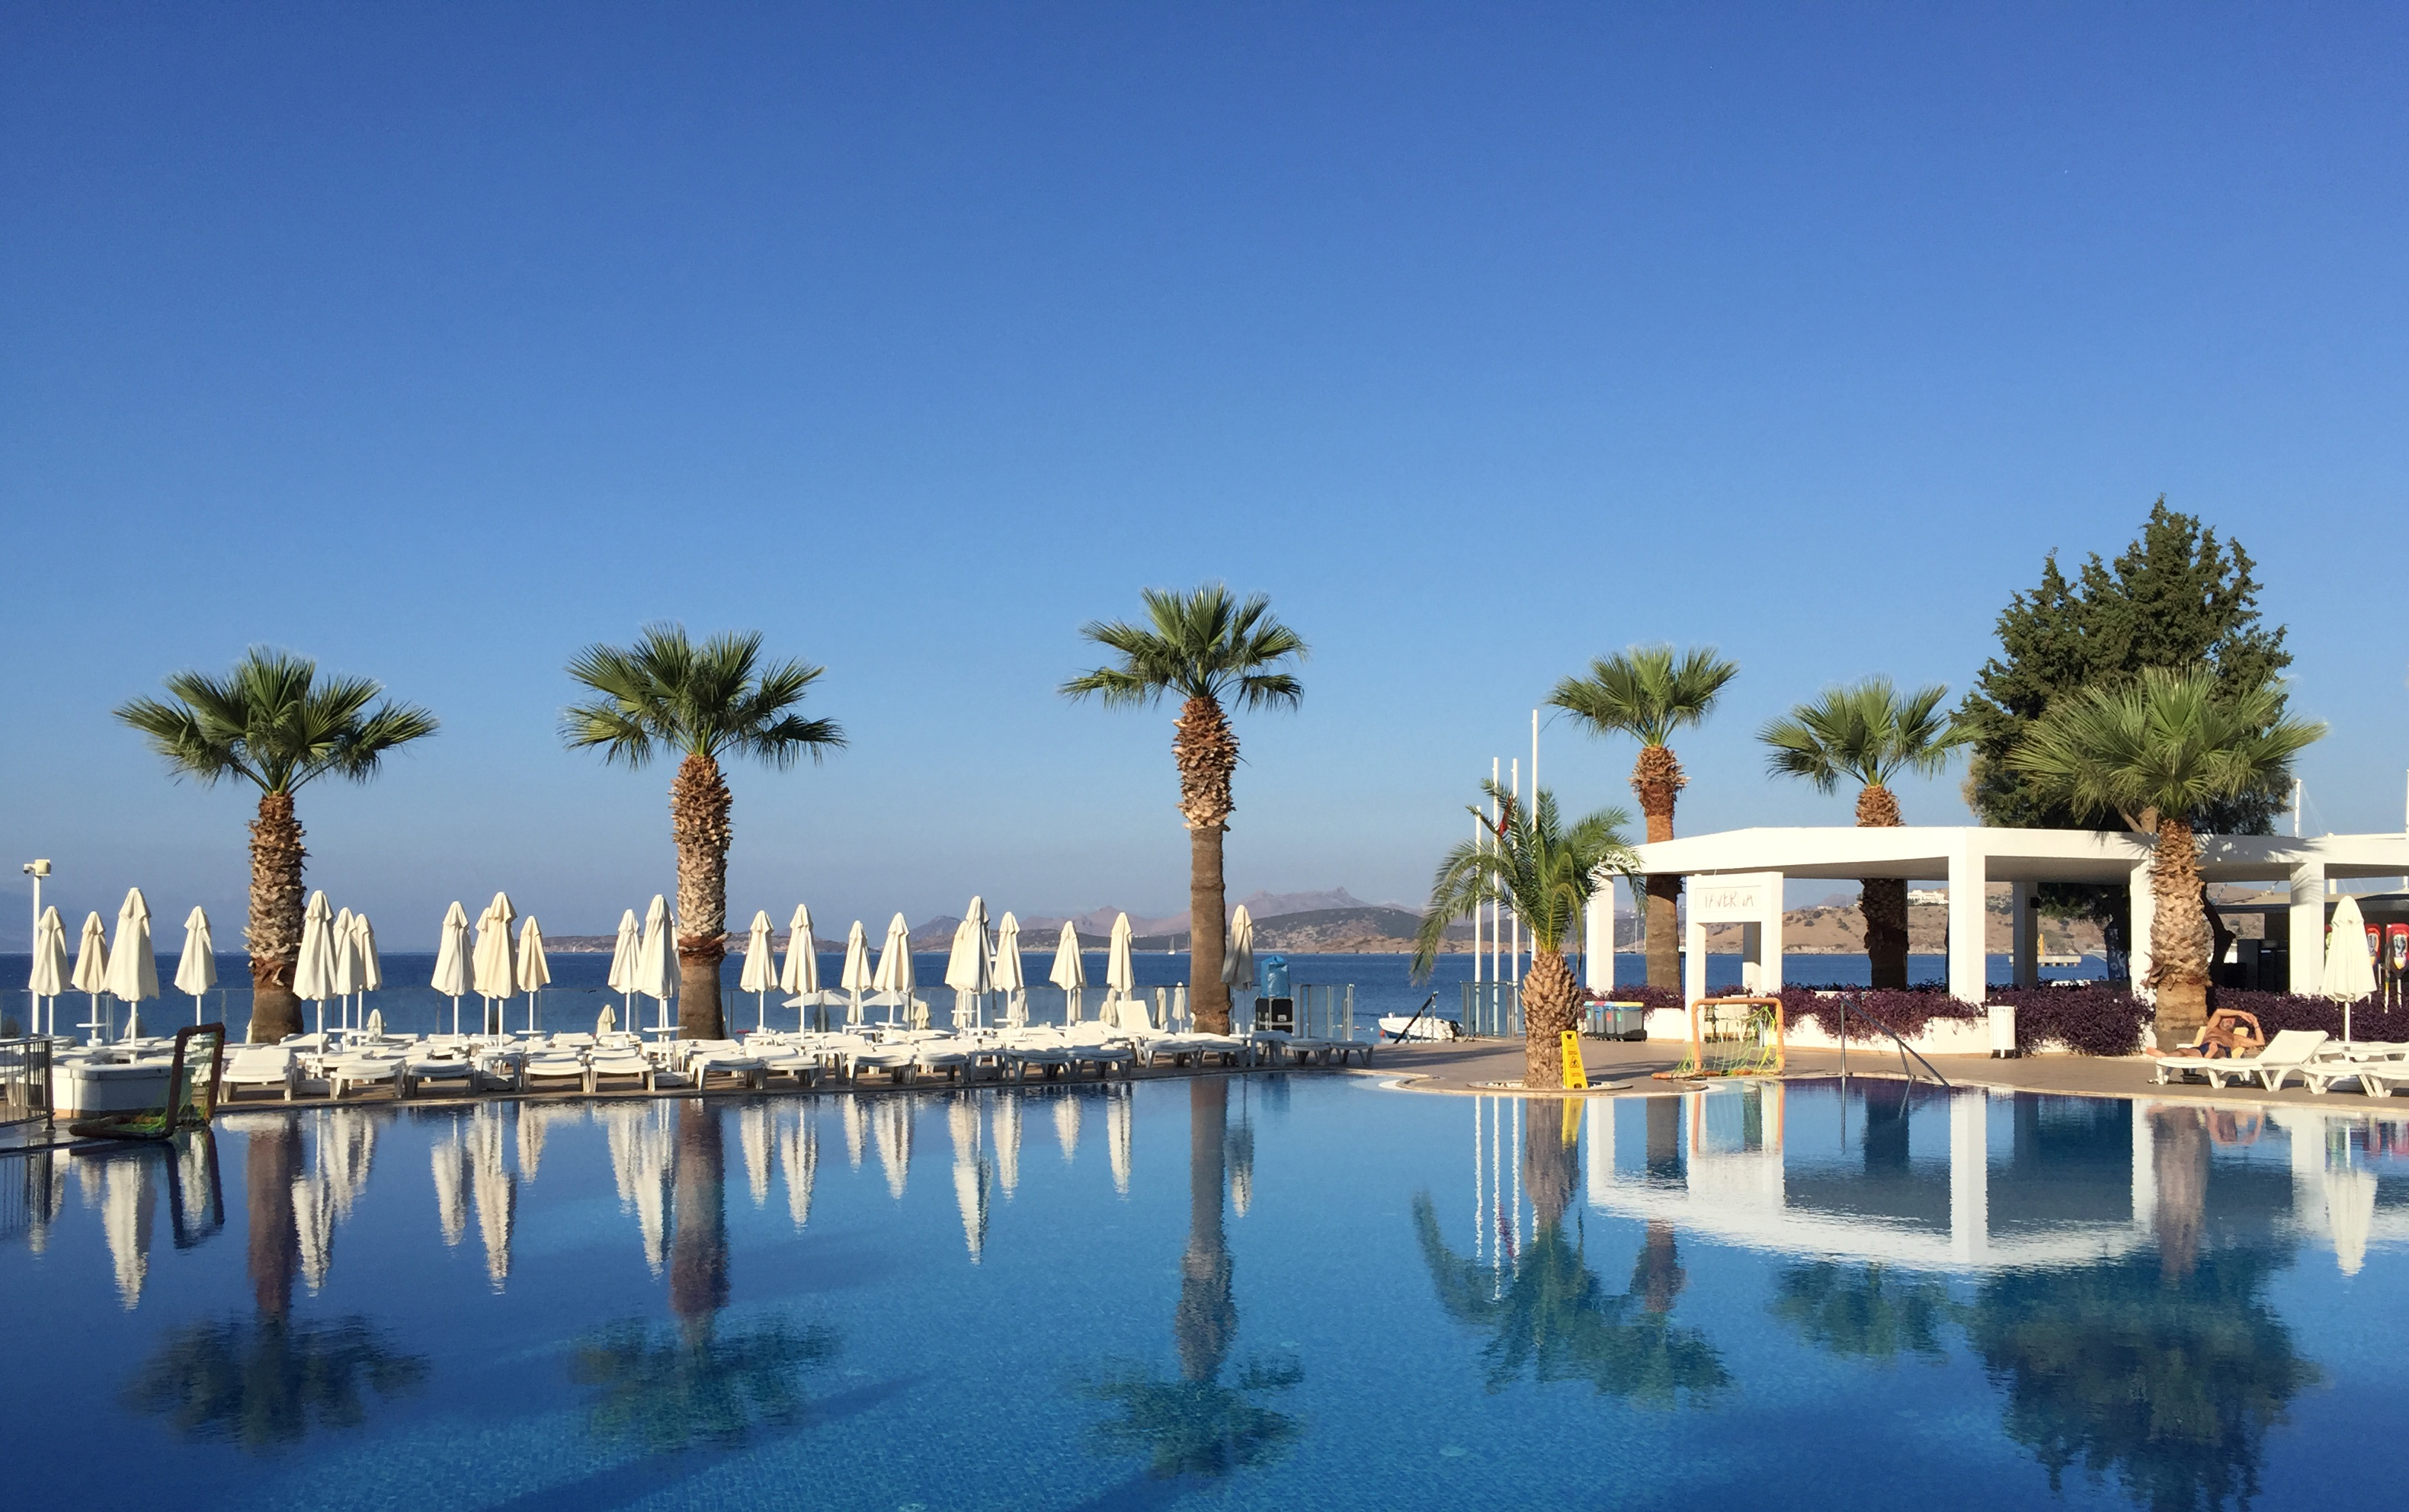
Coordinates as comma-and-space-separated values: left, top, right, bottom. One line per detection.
1960, 498, 2293, 834
1958, 499, 2292, 979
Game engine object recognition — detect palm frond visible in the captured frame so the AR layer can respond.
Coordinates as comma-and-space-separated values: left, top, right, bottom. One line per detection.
562, 623, 844, 768
1551, 645, 1738, 748
1758, 676, 1969, 793
2007, 666, 2323, 828
1411, 780, 1636, 981
114, 647, 436, 794
1062, 582, 1308, 709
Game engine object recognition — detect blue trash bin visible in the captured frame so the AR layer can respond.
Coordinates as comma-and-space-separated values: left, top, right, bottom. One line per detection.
1259, 956, 1289, 1000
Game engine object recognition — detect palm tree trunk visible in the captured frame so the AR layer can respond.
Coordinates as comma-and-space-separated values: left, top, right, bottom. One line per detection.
1174, 696, 1236, 1033
1521, 949, 1580, 1088
245, 790, 306, 1043
668, 1098, 728, 1339
672, 753, 732, 1041
1855, 784, 1910, 990
1177, 1079, 1234, 1383
2148, 814, 2210, 1046
1631, 745, 1685, 992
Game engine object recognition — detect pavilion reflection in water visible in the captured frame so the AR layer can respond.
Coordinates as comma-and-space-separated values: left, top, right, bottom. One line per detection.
1555, 1079, 2407, 1275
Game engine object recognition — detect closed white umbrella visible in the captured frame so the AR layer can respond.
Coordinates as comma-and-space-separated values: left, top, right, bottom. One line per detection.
738, 910, 777, 1031
72, 911, 110, 1044
839, 920, 873, 1025
992, 912, 1027, 1027
517, 916, 551, 1033
30, 905, 69, 1036
471, 893, 517, 1034
293, 892, 338, 1038
945, 896, 994, 1029
780, 905, 820, 994
1049, 921, 1086, 1024
605, 908, 642, 1022
1106, 911, 1137, 1026
2324, 895, 2379, 1043
873, 912, 915, 1023
352, 913, 383, 1033
107, 888, 161, 1040
329, 908, 360, 1031
1222, 904, 1256, 991
635, 894, 678, 1034
169, 906, 216, 1030
431, 901, 473, 1034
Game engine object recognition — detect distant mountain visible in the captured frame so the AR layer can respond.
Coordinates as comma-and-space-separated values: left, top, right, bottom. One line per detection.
1132, 906, 1475, 954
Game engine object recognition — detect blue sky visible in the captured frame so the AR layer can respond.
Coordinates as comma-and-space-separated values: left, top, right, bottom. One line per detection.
3, 4, 2404, 947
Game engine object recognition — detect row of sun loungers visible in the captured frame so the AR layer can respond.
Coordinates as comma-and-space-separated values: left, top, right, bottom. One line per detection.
209, 1014, 1371, 1105
2154, 1030, 2409, 1097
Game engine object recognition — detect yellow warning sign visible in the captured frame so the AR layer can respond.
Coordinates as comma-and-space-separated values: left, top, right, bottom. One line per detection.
1559, 1030, 1588, 1090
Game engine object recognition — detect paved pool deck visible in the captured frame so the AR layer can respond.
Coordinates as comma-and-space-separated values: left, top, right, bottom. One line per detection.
1367, 1034, 2409, 1112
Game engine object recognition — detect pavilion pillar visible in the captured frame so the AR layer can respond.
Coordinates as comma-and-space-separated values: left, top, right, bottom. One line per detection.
2010, 887, 2039, 989
1583, 886, 1616, 994
1759, 873, 1785, 994
2129, 859, 2157, 1001
1683, 896, 1708, 1011
2288, 863, 2326, 995
1946, 840, 1989, 1004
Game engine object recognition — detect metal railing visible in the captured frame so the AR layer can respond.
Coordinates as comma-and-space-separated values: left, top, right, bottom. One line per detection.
1294, 984, 1357, 1042
0, 1036, 53, 1132
1834, 992, 1951, 1088
1462, 981, 1522, 1039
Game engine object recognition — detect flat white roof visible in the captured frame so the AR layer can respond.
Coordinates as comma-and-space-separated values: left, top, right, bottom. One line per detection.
1629, 825, 2409, 884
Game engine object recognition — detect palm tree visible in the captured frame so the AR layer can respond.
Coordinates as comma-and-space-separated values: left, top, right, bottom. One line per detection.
563, 625, 844, 1041
1413, 781, 1635, 1088
1412, 1119, 1727, 1408
1061, 585, 1306, 1034
2007, 666, 2321, 1044
1550, 645, 1739, 991
115, 649, 437, 1042
1759, 677, 1968, 988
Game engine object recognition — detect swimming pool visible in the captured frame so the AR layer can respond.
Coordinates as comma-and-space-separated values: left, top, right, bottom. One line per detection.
7, 1075, 2404, 1510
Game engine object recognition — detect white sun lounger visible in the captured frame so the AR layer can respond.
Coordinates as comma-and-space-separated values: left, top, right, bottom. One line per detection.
402, 1055, 476, 1098
220, 1046, 299, 1104
519, 1055, 589, 1094
2301, 1043, 2409, 1095
585, 1050, 658, 1094
325, 1054, 402, 1100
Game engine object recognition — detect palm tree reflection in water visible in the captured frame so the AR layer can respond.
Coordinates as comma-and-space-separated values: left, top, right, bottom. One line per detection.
1965, 1104, 2315, 1512
1083, 1080, 1304, 1487
572, 1100, 839, 1453
123, 1119, 426, 1453
1414, 1111, 1727, 1407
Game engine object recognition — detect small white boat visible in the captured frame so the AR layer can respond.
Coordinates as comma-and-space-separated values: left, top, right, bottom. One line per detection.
1378, 1014, 1461, 1043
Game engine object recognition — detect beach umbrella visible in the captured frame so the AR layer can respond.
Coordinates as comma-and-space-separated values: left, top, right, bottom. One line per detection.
293, 892, 338, 1037
635, 894, 678, 1033
432, 902, 473, 1034
992, 912, 1027, 1027
2324, 894, 2379, 1043
1106, 911, 1137, 1025
517, 916, 551, 1033
173, 907, 216, 1029
30, 905, 69, 1036
71, 911, 110, 1043
605, 908, 641, 1020
351, 913, 383, 1031
780, 905, 820, 995
1049, 921, 1085, 1024
873, 912, 915, 1024
107, 888, 161, 1040
596, 1001, 617, 1035
840, 920, 873, 1025
948, 1097, 991, 1262
945, 896, 995, 1030
1222, 904, 1256, 992
329, 908, 360, 1031
471, 893, 518, 1035
738, 909, 777, 1031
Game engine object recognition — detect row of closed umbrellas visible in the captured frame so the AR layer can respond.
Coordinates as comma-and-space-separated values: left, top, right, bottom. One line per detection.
21, 886, 1264, 1040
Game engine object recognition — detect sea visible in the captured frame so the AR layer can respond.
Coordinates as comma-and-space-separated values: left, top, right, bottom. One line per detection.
2, 949, 2105, 1040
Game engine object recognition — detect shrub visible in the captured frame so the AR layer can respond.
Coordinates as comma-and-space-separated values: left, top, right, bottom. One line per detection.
1985, 987, 2151, 1056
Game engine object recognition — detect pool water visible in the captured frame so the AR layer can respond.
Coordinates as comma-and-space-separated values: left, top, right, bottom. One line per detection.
7, 1075, 2404, 1510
